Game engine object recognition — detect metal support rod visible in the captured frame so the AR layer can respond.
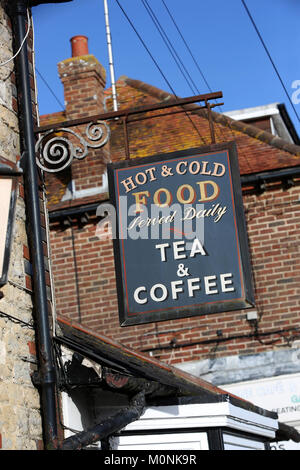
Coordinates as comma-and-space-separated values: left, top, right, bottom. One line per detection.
34, 91, 223, 134
126, 101, 224, 124
206, 100, 216, 144
11, 1, 58, 449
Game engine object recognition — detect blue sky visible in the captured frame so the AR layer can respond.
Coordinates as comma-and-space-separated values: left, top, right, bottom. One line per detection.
32, 0, 300, 135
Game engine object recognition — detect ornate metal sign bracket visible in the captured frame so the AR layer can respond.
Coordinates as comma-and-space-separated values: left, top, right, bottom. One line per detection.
35, 121, 110, 173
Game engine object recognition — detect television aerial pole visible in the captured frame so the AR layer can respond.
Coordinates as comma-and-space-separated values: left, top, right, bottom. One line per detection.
103, 0, 118, 111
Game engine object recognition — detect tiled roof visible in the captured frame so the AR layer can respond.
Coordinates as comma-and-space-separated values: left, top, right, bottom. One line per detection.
40, 76, 300, 210
104, 77, 300, 175
39, 110, 66, 127
125, 78, 300, 158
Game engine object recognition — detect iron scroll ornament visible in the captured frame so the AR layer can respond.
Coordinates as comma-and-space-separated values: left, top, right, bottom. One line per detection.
35, 121, 110, 173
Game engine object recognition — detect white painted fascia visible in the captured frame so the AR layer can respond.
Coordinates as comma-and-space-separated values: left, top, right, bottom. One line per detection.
223, 103, 280, 121
124, 401, 278, 439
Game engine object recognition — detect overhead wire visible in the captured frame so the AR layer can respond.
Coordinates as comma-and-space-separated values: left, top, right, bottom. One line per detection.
161, 0, 213, 96
237, 0, 300, 173
241, 0, 300, 124
160, 0, 294, 173
158, 0, 254, 168
35, 68, 65, 111
140, 0, 214, 145
34, 64, 91, 150
115, 0, 207, 145
141, 0, 199, 96
162, 0, 246, 148
157, 0, 230, 144
115, 0, 177, 97
141, 0, 225, 145
161, 0, 237, 147
0, 9, 31, 67
34, 67, 91, 143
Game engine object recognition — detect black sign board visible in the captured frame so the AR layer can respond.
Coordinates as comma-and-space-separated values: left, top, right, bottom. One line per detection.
108, 142, 255, 326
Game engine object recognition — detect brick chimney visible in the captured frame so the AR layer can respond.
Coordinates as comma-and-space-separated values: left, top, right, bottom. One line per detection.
57, 36, 110, 198
59, 35, 107, 119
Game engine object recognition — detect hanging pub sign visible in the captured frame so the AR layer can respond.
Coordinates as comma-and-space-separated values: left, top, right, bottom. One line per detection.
107, 142, 255, 326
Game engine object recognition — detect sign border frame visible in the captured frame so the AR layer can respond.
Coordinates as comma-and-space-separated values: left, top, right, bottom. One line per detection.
108, 141, 255, 327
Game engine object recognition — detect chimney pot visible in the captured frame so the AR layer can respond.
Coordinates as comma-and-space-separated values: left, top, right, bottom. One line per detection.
70, 35, 89, 57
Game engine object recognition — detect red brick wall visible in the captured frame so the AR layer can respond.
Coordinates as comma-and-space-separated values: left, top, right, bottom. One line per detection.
50, 219, 118, 325
49, 181, 300, 365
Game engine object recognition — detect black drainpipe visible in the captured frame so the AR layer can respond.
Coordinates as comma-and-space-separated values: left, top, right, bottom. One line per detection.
9, 0, 58, 449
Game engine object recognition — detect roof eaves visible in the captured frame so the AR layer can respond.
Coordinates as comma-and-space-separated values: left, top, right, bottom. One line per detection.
277, 103, 300, 146
55, 315, 277, 420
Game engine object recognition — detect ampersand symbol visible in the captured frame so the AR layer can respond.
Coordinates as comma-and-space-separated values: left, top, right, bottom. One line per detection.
177, 263, 190, 277
161, 165, 173, 177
